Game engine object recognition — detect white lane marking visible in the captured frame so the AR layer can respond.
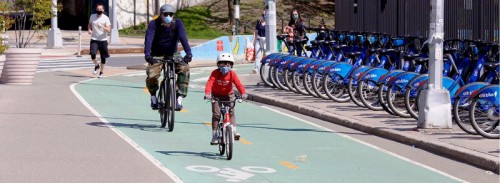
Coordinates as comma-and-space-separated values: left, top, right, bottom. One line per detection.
260, 106, 467, 183
70, 78, 183, 183
38, 64, 95, 68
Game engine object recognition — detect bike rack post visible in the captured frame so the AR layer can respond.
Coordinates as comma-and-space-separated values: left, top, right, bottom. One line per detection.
77, 26, 82, 57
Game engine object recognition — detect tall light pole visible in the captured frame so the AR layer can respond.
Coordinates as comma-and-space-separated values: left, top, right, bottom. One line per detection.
110, 0, 120, 44
47, 0, 62, 48
417, 0, 452, 129
265, 0, 277, 54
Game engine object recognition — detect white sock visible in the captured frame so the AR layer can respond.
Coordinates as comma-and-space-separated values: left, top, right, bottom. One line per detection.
177, 96, 183, 105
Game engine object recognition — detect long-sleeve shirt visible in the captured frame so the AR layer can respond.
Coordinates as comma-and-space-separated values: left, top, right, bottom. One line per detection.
144, 18, 192, 57
205, 69, 246, 96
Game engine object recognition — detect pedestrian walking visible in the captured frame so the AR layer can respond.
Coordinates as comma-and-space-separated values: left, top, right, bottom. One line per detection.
88, 2, 111, 78
288, 10, 308, 56
252, 9, 267, 74
144, 4, 193, 111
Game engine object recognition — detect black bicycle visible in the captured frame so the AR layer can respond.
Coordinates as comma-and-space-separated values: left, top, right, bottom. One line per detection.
155, 56, 181, 131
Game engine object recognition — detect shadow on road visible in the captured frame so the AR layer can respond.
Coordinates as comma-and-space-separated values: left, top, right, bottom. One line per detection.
157, 150, 227, 160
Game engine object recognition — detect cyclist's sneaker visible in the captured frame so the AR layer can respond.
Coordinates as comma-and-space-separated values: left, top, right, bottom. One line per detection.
175, 103, 183, 111
234, 132, 241, 140
151, 96, 158, 110
93, 64, 100, 75
97, 72, 103, 78
252, 69, 258, 74
210, 134, 218, 145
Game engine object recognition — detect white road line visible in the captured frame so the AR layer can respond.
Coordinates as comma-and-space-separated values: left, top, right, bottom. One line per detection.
70, 79, 183, 183
260, 106, 467, 183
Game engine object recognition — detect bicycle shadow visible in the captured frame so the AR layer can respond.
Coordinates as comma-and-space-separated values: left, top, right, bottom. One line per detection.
156, 150, 227, 160
87, 121, 167, 132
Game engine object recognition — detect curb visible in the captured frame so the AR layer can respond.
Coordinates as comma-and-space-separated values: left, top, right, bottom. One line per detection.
247, 91, 499, 173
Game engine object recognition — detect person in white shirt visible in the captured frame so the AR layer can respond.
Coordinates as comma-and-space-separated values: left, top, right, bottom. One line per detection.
88, 2, 111, 78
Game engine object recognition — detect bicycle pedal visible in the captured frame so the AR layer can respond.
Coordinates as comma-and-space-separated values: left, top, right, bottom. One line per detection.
234, 136, 240, 140
210, 142, 218, 145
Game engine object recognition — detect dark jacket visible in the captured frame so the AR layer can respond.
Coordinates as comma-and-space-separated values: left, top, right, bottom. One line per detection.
144, 18, 192, 57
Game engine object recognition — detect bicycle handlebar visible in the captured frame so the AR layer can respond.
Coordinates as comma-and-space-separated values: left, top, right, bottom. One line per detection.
152, 56, 183, 63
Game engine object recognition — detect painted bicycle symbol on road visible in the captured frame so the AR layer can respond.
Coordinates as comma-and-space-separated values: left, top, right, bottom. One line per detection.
186, 165, 277, 182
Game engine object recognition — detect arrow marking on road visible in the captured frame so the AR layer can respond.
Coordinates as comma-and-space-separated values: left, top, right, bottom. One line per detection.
279, 161, 299, 169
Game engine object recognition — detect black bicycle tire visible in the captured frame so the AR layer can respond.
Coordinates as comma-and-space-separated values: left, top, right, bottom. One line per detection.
260, 63, 274, 87
226, 125, 233, 160
218, 124, 225, 155
452, 98, 477, 134
312, 71, 329, 99
292, 71, 309, 95
284, 70, 298, 93
269, 66, 282, 90
469, 99, 500, 139
405, 85, 420, 120
378, 83, 396, 115
348, 76, 365, 107
275, 67, 289, 90
303, 72, 319, 97
358, 79, 383, 110
386, 84, 411, 118
159, 80, 167, 128
166, 68, 175, 132
323, 73, 350, 102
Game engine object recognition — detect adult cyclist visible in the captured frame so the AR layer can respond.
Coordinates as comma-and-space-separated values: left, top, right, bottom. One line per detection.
144, 4, 193, 111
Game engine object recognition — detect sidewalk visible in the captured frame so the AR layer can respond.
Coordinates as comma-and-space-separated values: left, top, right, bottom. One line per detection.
2, 30, 209, 57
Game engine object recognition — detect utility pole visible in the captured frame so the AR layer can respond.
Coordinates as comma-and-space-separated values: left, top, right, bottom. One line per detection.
110, 0, 120, 44
417, 0, 452, 129
47, 0, 62, 48
234, 0, 240, 35
265, 0, 277, 54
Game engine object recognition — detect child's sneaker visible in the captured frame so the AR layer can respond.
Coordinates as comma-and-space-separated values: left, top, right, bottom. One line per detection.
234, 132, 241, 140
93, 64, 100, 75
210, 133, 218, 145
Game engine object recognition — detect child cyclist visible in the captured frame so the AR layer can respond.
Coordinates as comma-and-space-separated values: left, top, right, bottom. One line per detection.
204, 52, 248, 145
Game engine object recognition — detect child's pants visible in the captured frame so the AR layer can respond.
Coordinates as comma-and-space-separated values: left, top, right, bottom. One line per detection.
211, 93, 236, 131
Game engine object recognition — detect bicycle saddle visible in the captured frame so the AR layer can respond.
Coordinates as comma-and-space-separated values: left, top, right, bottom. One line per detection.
484, 61, 500, 70
444, 48, 458, 54
403, 53, 420, 61
347, 52, 362, 58
380, 49, 398, 54
414, 57, 429, 64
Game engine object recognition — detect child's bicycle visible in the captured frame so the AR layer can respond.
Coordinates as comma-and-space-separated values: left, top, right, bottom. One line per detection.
207, 95, 243, 160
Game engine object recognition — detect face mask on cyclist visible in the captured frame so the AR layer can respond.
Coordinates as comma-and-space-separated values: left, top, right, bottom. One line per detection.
219, 66, 231, 75
164, 16, 173, 24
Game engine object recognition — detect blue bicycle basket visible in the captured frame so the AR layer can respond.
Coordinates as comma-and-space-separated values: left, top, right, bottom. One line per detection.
392, 38, 406, 47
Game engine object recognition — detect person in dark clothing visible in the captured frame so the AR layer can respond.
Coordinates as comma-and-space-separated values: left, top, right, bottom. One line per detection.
252, 9, 266, 73
144, 4, 193, 111
288, 10, 308, 56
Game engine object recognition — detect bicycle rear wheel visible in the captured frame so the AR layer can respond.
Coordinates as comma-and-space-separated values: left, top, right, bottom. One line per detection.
225, 125, 234, 160
453, 98, 477, 134
158, 81, 167, 128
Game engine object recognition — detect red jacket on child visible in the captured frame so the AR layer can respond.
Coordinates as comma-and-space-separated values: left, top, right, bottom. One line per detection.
205, 69, 246, 96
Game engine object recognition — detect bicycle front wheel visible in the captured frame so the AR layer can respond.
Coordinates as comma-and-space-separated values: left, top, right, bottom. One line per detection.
166, 71, 175, 132
225, 125, 234, 160
159, 81, 167, 128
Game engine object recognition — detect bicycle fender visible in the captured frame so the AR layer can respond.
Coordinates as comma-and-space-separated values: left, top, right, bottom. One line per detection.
261, 53, 281, 64
316, 61, 336, 75
285, 57, 306, 71
443, 76, 461, 96
377, 70, 405, 85
305, 60, 327, 75
388, 72, 419, 89
454, 82, 490, 105
295, 59, 315, 73
359, 67, 388, 83
326, 62, 352, 78
468, 84, 500, 105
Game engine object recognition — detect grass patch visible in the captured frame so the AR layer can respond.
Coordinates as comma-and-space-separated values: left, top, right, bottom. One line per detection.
119, 6, 229, 39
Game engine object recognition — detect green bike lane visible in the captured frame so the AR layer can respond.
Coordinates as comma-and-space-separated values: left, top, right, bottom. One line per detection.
73, 65, 461, 183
